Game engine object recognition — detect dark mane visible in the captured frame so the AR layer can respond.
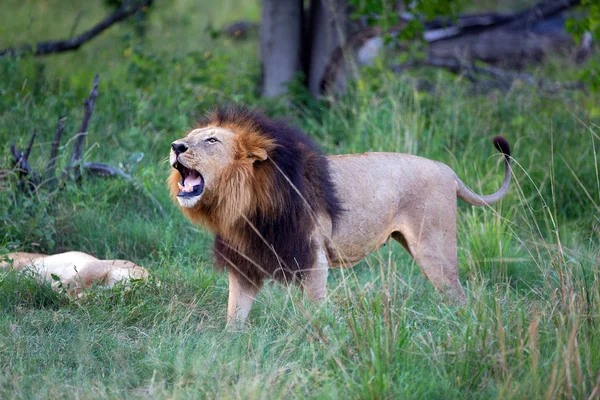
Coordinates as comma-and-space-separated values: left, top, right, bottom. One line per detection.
204, 106, 343, 285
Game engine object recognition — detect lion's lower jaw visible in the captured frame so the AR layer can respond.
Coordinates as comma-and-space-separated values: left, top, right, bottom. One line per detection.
177, 195, 202, 208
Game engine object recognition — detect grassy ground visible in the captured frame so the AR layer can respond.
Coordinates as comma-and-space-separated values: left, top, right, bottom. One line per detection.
1, 1, 599, 398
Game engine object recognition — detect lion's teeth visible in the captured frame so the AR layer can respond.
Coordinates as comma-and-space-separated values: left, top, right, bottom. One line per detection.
178, 180, 197, 193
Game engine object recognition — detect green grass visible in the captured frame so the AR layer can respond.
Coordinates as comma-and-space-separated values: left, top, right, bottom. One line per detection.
1, 0, 600, 398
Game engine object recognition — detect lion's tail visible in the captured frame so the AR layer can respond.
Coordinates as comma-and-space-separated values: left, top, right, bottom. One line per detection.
455, 136, 511, 207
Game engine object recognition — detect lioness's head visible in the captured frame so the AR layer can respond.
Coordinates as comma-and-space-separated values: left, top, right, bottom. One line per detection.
169, 109, 277, 231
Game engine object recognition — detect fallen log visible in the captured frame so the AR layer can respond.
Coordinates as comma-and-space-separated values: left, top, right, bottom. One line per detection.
427, 29, 574, 69
320, 0, 585, 95
419, 0, 580, 42
391, 57, 585, 94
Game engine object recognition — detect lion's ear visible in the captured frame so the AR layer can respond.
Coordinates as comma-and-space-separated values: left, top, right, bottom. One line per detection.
248, 148, 268, 163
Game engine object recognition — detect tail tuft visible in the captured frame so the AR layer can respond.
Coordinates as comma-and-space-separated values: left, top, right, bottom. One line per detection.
456, 135, 512, 206
493, 136, 510, 161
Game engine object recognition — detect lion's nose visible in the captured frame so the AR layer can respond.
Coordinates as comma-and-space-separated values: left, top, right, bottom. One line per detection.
171, 142, 188, 156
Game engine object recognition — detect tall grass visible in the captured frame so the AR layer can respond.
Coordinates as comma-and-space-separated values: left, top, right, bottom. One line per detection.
1, 0, 599, 398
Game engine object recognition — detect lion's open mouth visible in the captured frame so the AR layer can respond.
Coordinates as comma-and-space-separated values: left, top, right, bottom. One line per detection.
174, 162, 204, 198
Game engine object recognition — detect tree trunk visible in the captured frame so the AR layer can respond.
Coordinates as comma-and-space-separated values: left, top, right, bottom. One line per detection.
260, 0, 303, 97
305, 0, 350, 96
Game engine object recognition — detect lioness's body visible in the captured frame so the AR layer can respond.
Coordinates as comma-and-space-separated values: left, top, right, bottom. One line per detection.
169, 107, 511, 325
1, 251, 148, 295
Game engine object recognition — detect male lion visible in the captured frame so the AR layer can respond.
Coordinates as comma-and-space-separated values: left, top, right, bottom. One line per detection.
169, 107, 511, 325
1, 252, 148, 296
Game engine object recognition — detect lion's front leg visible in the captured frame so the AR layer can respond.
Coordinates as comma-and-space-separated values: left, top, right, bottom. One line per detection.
227, 271, 262, 327
303, 241, 329, 303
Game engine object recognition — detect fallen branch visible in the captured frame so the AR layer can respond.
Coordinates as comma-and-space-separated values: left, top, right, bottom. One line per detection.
67, 74, 99, 181
10, 130, 38, 192
6, 76, 168, 220
419, 0, 580, 42
46, 117, 66, 189
23, 130, 36, 162
391, 58, 523, 92
0, 0, 153, 57
391, 57, 585, 94
320, 0, 582, 94
84, 162, 168, 219
84, 162, 132, 179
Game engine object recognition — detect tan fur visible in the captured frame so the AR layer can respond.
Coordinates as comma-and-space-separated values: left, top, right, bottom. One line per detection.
172, 128, 276, 212
296, 149, 511, 317
170, 113, 511, 326
1, 251, 148, 296
169, 123, 281, 252
322, 155, 469, 295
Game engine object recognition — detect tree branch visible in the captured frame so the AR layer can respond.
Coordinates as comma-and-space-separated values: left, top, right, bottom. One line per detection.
0, 0, 153, 57
68, 74, 99, 181
10, 130, 38, 192
46, 117, 66, 189
83, 162, 132, 180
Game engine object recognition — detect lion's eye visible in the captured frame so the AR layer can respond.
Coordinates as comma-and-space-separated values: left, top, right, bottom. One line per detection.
205, 137, 219, 144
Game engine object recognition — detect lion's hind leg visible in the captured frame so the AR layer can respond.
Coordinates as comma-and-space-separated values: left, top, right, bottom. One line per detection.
394, 204, 466, 304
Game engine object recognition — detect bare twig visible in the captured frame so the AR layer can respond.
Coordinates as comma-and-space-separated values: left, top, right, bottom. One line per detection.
10, 130, 38, 192
83, 162, 168, 219
83, 162, 132, 180
68, 74, 99, 181
10, 145, 26, 173
68, 10, 85, 39
11, 130, 37, 175
23, 129, 36, 162
46, 117, 66, 189
0, 0, 153, 57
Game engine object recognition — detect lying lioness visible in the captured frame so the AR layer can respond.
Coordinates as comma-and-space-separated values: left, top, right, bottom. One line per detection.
168, 107, 511, 325
1, 251, 148, 295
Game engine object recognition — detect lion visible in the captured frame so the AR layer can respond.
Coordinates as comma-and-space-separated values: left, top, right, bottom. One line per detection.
1, 251, 148, 296
169, 107, 511, 325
